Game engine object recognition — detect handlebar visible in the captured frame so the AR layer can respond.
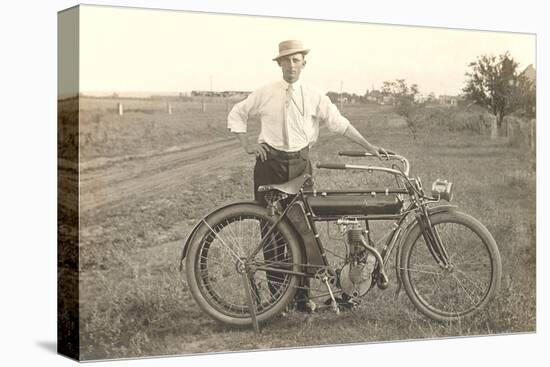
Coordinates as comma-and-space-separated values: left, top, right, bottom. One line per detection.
339, 151, 373, 157
316, 163, 347, 170
339, 150, 396, 157
318, 152, 410, 177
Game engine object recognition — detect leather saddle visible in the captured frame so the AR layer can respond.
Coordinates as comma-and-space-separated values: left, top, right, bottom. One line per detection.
257, 174, 312, 195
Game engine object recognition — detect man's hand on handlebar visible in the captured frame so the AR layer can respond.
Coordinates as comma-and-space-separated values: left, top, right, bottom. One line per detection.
378, 147, 391, 160
380, 147, 397, 160
246, 143, 269, 162
364, 143, 391, 160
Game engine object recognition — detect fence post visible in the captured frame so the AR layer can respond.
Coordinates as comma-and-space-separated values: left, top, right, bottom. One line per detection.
490, 115, 497, 140
167, 103, 172, 115
117, 102, 124, 116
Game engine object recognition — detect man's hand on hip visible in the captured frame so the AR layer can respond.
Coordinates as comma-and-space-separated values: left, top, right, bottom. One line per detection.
246, 143, 269, 162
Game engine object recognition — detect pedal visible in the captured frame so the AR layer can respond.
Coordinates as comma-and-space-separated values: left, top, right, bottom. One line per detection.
377, 272, 389, 289
345, 297, 360, 310
325, 294, 359, 311
323, 276, 340, 315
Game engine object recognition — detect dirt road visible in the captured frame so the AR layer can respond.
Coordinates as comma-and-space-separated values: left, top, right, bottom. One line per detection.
78, 137, 243, 213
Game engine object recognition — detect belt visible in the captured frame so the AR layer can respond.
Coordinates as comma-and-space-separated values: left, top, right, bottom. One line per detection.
267, 145, 309, 160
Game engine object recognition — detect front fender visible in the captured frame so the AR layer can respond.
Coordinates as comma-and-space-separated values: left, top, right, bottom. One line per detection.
401, 205, 458, 241
178, 200, 260, 271
394, 204, 457, 288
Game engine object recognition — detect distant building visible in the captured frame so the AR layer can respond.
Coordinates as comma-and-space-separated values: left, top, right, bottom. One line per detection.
365, 89, 395, 105
366, 89, 383, 103
381, 95, 394, 105
191, 90, 251, 100
222, 91, 251, 98
415, 94, 429, 103
520, 64, 536, 85
438, 95, 458, 106
519, 64, 536, 116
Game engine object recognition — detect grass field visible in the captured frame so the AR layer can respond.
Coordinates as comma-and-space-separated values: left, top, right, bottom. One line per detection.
66, 97, 535, 360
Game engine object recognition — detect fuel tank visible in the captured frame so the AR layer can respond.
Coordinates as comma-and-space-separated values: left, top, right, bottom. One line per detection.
306, 192, 403, 216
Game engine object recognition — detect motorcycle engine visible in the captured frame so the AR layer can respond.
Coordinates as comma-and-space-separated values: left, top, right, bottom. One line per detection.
339, 221, 376, 298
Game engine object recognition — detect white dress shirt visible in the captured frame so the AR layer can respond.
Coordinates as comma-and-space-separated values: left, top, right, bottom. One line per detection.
227, 80, 351, 152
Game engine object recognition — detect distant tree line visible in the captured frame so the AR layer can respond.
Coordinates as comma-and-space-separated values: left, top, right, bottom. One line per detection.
324, 51, 535, 138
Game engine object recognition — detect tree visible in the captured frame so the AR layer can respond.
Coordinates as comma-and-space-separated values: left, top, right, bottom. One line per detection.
463, 52, 532, 127
381, 79, 422, 139
381, 79, 419, 98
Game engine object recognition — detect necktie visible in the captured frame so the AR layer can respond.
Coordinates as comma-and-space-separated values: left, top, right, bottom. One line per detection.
282, 84, 293, 150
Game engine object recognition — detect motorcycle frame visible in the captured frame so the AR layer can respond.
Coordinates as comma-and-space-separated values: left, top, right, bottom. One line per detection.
245, 181, 455, 288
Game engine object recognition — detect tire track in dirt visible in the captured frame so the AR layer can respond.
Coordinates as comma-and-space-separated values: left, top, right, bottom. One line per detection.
77, 126, 332, 214
79, 138, 243, 213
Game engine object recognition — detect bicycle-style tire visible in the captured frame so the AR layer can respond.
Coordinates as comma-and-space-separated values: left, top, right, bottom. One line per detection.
185, 203, 303, 326
400, 210, 502, 322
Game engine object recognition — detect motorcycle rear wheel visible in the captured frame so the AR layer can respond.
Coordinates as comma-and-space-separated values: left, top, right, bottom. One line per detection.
185, 203, 303, 326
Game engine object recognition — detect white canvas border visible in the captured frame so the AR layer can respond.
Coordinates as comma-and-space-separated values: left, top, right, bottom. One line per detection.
1, 1, 546, 366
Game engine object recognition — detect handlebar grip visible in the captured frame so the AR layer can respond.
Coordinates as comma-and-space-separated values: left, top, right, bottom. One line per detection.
338, 151, 371, 157
339, 150, 398, 156
316, 162, 347, 170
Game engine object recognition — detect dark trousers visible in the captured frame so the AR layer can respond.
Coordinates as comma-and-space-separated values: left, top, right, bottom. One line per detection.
253, 146, 312, 304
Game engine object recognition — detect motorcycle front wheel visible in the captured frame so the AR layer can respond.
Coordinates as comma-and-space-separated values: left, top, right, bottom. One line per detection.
185, 203, 303, 326
400, 210, 502, 322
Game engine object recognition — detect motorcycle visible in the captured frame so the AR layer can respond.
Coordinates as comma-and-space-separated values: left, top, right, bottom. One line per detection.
179, 151, 502, 332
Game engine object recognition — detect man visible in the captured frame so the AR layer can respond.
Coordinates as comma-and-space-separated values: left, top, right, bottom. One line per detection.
227, 40, 389, 311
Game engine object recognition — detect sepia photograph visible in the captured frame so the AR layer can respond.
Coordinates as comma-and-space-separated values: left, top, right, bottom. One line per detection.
57, 3, 536, 362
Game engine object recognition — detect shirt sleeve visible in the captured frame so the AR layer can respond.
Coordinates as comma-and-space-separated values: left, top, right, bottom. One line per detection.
227, 90, 261, 133
316, 94, 351, 135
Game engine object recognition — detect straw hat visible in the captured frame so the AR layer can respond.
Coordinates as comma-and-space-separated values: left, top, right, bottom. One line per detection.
272, 40, 310, 61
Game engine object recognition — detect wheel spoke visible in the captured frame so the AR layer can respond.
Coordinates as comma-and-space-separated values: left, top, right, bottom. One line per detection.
455, 269, 488, 297
223, 218, 247, 256
202, 219, 242, 260
400, 266, 444, 276
451, 273, 479, 306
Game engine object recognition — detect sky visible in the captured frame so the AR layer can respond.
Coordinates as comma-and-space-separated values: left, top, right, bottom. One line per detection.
74, 4, 536, 97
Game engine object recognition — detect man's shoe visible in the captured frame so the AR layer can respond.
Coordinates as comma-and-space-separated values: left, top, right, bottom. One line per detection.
295, 299, 317, 313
